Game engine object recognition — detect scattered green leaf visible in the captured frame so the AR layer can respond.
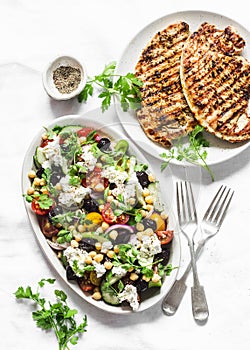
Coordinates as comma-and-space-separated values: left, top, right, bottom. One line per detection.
78, 61, 143, 112
14, 278, 87, 350
160, 125, 214, 181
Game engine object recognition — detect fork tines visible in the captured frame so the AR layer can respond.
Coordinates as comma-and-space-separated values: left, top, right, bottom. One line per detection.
176, 181, 197, 224
203, 185, 234, 227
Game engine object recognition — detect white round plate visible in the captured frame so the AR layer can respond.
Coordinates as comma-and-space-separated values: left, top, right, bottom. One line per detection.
115, 10, 250, 166
22, 109, 180, 314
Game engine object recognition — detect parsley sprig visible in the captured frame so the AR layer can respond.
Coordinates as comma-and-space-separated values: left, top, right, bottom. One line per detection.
78, 61, 143, 112
160, 125, 215, 181
14, 278, 87, 350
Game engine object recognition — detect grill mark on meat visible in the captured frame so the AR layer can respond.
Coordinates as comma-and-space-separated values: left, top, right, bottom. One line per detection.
135, 22, 195, 147
180, 22, 250, 143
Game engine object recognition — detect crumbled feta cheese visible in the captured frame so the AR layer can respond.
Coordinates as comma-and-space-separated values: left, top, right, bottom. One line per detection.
58, 175, 91, 207
118, 284, 139, 311
101, 241, 113, 254
92, 261, 106, 278
64, 246, 89, 276
102, 166, 128, 186
41, 137, 63, 167
140, 234, 162, 256
111, 266, 127, 278
80, 144, 97, 171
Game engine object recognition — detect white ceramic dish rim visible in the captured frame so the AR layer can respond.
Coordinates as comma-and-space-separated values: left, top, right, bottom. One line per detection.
115, 10, 250, 167
42, 55, 87, 100
22, 112, 180, 315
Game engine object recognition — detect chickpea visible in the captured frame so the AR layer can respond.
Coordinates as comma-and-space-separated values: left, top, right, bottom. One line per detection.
88, 251, 96, 259
39, 179, 46, 186
109, 230, 118, 240
148, 173, 156, 182
40, 188, 49, 195
101, 221, 109, 231
144, 228, 154, 236
104, 261, 113, 270
136, 223, 144, 232
28, 170, 36, 179
55, 183, 62, 191
107, 250, 115, 259
106, 195, 114, 203
70, 240, 79, 248
95, 242, 102, 251
113, 245, 120, 254
142, 275, 151, 282
145, 195, 153, 204
94, 254, 104, 263
142, 188, 150, 197
130, 272, 139, 281
151, 273, 161, 283
78, 224, 85, 233
27, 187, 35, 195
92, 291, 102, 300
85, 256, 93, 265
33, 177, 41, 186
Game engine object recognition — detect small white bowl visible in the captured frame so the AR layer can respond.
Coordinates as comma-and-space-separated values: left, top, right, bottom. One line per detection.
42, 55, 87, 100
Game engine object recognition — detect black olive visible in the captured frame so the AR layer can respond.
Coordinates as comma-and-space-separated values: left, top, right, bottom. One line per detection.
66, 265, 77, 281
136, 171, 150, 188
50, 165, 64, 185
79, 238, 97, 251
109, 183, 116, 190
142, 218, 157, 231
48, 206, 63, 222
50, 172, 62, 186
155, 248, 171, 265
97, 137, 111, 151
82, 197, 99, 212
113, 228, 131, 244
36, 167, 44, 178
134, 278, 148, 294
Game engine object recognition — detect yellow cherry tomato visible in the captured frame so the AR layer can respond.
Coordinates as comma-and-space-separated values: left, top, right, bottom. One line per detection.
149, 212, 166, 231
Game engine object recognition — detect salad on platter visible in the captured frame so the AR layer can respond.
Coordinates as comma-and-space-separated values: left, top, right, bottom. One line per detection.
24, 124, 175, 311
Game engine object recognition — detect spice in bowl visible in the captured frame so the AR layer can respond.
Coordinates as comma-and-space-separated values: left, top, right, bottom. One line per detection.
53, 65, 82, 94
42, 55, 87, 100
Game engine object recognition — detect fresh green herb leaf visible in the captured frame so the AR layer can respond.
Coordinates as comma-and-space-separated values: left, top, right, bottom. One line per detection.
78, 61, 142, 112
14, 279, 87, 350
160, 125, 214, 181
37, 194, 54, 209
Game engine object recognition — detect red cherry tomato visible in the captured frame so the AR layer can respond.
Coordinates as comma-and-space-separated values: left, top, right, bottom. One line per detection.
101, 203, 129, 225
31, 199, 51, 216
82, 167, 108, 192
77, 127, 99, 141
38, 216, 59, 237
40, 139, 53, 148
156, 230, 174, 245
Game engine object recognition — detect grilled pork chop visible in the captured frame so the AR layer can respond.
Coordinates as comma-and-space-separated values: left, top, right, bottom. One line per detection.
135, 22, 196, 147
180, 22, 250, 143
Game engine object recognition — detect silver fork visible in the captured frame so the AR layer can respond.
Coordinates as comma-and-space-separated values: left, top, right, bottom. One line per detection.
162, 184, 234, 320
175, 181, 209, 323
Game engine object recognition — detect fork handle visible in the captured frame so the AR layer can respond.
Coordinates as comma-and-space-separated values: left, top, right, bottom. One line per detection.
191, 285, 209, 324
162, 240, 205, 315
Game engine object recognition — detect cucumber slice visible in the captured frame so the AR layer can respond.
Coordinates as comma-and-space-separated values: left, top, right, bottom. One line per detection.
114, 140, 129, 154
59, 125, 83, 136
100, 274, 122, 306
33, 146, 46, 168
101, 284, 120, 305
81, 232, 110, 244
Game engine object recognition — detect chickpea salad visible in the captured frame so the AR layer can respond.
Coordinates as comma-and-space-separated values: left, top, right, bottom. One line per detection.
24, 124, 175, 311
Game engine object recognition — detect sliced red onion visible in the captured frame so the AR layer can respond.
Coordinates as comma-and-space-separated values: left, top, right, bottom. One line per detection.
104, 224, 135, 235
47, 239, 70, 251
